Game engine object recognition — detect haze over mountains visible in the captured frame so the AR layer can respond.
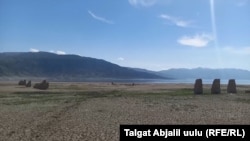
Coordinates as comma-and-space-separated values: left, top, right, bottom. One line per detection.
0, 52, 250, 81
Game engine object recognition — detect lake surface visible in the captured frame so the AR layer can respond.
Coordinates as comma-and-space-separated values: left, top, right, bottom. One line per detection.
145, 79, 250, 85
74, 78, 250, 85
1, 77, 249, 85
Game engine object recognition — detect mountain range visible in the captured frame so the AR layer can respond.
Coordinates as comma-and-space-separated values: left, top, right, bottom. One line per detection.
0, 52, 163, 81
0, 52, 250, 81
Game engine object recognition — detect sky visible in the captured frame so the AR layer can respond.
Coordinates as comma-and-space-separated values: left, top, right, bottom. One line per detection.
0, 0, 250, 71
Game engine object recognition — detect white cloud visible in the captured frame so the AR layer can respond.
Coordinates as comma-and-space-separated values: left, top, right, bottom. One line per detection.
29, 48, 39, 52
128, 0, 157, 7
88, 10, 114, 24
160, 14, 193, 28
178, 33, 214, 47
223, 46, 250, 55
117, 57, 125, 61
56, 51, 66, 55
50, 50, 66, 55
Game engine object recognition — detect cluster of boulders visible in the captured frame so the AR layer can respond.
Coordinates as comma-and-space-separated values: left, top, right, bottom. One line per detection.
33, 80, 49, 90
194, 79, 237, 94
18, 80, 32, 87
18, 80, 49, 90
18, 80, 26, 86
111, 82, 135, 86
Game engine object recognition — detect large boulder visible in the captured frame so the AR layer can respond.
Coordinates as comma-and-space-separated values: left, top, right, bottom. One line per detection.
33, 80, 49, 90
211, 79, 221, 94
194, 79, 203, 94
18, 80, 26, 86
227, 79, 237, 94
26, 80, 32, 87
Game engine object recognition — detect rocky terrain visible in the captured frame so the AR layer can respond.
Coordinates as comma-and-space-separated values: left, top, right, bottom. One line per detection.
0, 82, 250, 140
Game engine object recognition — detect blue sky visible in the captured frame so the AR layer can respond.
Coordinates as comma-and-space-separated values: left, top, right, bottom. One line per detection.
0, 0, 250, 71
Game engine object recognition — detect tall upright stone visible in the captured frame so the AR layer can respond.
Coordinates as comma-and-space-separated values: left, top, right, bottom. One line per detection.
227, 79, 237, 93
194, 79, 203, 94
211, 79, 221, 94
26, 80, 31, 87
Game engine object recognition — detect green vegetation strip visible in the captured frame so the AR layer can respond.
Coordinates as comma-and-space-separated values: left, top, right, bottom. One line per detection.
0, 88, 200, 105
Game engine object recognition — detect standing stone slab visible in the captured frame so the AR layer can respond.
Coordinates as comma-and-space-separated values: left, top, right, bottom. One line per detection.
26, 80, 32, 87
227, 79, 237, 93
211, 79, 221, 94
194, 79, 203, 94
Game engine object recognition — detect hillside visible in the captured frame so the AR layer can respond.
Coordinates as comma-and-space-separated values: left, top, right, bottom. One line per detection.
0, 52, 164, 80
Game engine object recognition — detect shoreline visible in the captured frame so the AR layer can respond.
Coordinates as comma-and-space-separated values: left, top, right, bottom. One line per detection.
0, 78, 250, 85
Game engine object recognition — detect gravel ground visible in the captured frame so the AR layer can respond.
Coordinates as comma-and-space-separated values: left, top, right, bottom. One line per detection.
0, 82, 250, 140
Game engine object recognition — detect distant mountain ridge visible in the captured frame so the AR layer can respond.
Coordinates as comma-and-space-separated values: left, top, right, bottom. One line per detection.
0, 52, 164, 80
1, 52, 249, 81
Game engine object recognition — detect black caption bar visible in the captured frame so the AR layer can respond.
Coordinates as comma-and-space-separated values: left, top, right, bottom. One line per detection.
120, 125, 250, 141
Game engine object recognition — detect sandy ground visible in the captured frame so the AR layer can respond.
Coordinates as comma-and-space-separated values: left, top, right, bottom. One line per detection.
0, 82, 250, 140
